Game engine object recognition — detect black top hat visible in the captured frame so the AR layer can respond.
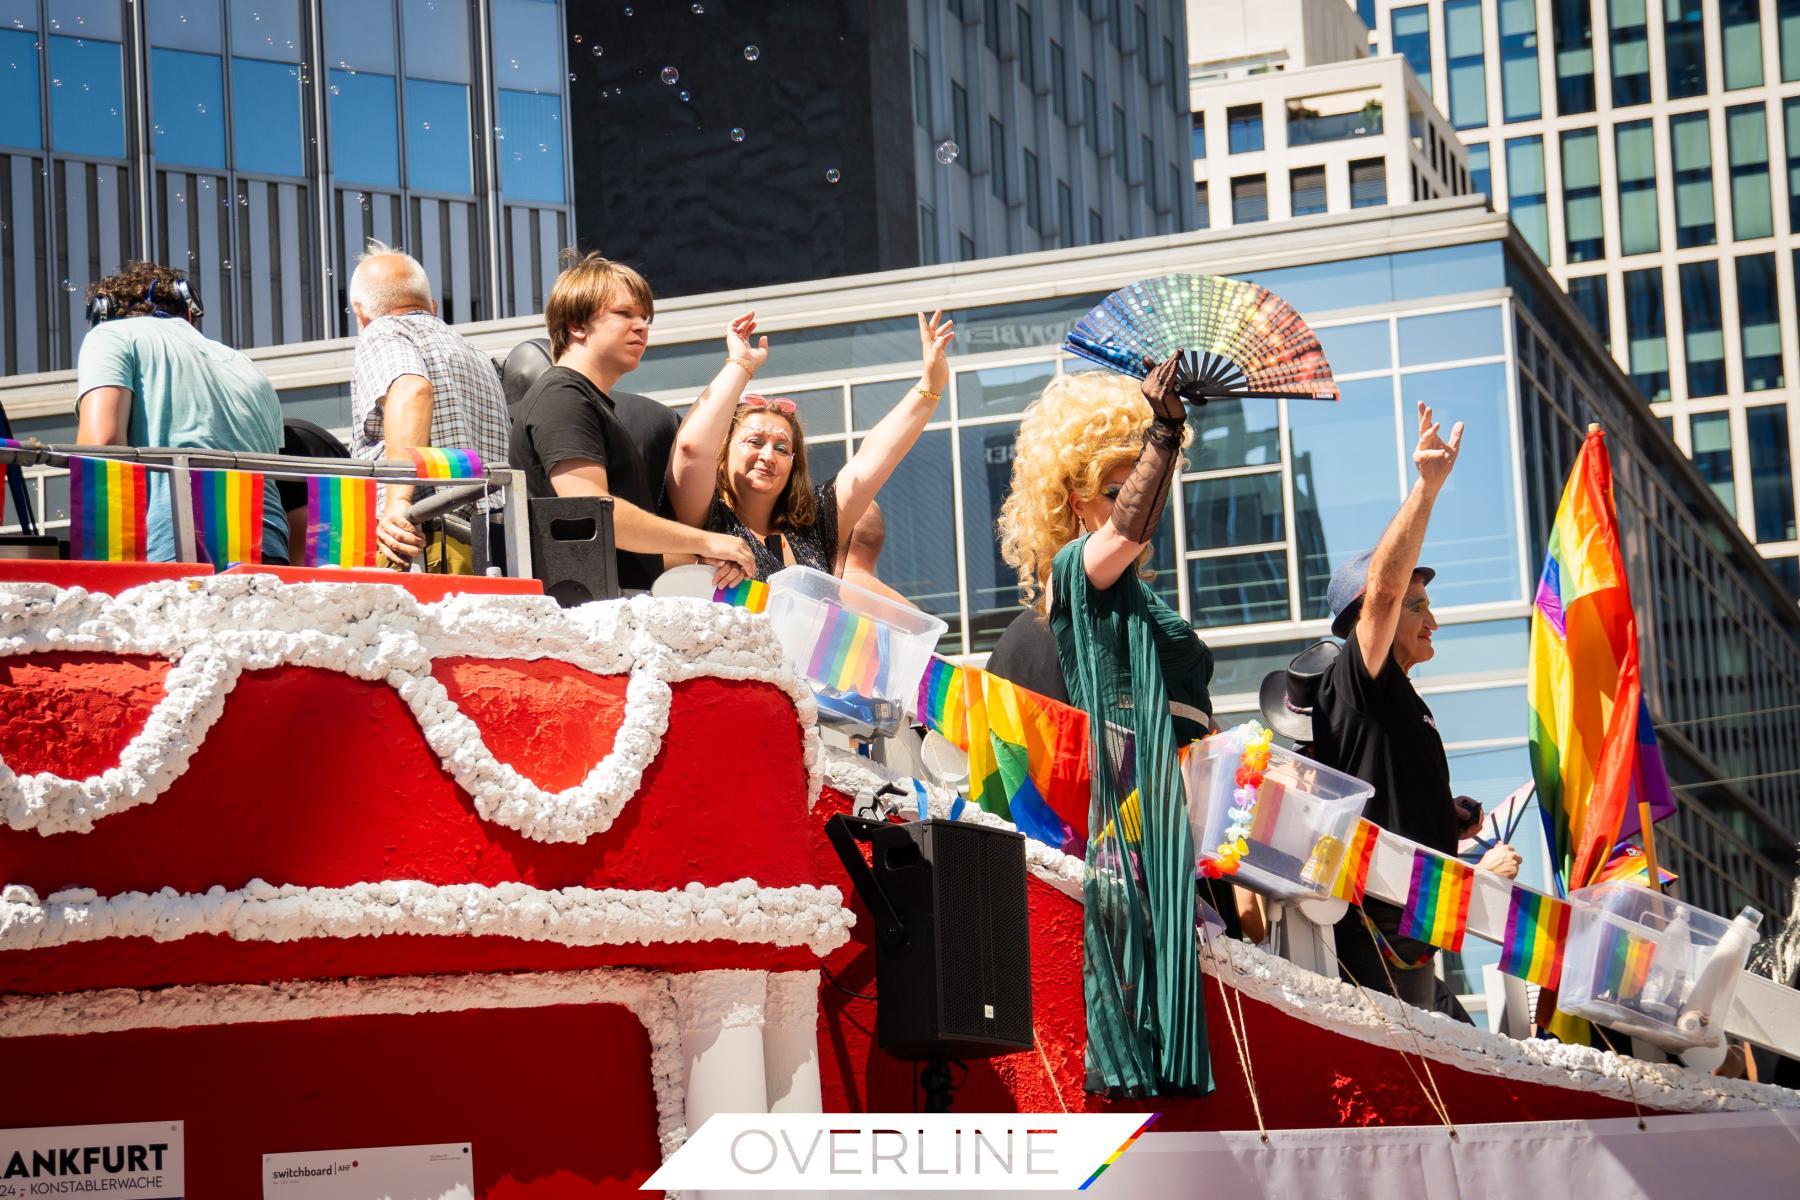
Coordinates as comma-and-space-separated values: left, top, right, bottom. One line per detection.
1257, 639, 1342, 743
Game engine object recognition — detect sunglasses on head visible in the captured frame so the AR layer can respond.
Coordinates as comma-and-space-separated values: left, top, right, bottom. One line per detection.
741, 394, 798, 416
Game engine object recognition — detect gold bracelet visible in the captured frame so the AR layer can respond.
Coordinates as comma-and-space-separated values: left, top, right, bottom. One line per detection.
730, 355, 757, 377
916, 385, 942, 403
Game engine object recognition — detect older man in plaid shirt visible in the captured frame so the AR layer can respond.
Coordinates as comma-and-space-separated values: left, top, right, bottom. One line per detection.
349, 241, 510, 571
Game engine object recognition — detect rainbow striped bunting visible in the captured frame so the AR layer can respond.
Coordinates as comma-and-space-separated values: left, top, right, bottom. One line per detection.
806, 602, 889, 695
69, 456, 150, 562
713, 578, 769, 614
1597, 921, 1656, 1002
1498, 889, 1572, 988
1398, 851, 1475, 953
402, 446, 484, 479
914, 656, 972, 749
189, 469, 265, 566
304, 475, 378, 568
1329, 819, 1380, 904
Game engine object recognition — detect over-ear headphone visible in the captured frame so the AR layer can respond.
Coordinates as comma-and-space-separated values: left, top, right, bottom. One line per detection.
86, 274, 205, 327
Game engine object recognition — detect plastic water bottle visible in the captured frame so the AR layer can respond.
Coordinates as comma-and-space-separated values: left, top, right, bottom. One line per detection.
1677, 906, 1763, 1041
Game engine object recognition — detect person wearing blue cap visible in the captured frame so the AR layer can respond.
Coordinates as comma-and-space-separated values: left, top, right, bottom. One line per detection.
1310, 402, 1520, 1007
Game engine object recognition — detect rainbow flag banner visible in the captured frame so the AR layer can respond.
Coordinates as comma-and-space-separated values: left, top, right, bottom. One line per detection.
1329, 819, 1380, 904
914, 656, 972, 749
1529, 427, 1677, 891
968, 670, 1090, 853
401, 446, 484, 478
189, 469, 265, 566
305, 475, 378, 568
713, 578, 769, 613
1593, 844, 1678, 888
806, 602, 889, 695
1596, 921, 1657, 1003
1398, 851, 1476, 952
1499, 889, 1573, 988
69, 455, 151, 561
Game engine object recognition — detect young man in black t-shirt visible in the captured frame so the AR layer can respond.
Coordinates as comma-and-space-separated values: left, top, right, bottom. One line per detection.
1312, 401, 1521, 1008
507, 254, 753, 591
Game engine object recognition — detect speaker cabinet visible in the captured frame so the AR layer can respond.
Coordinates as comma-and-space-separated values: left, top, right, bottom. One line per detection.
866, 819, 1033, 1060
527, 495, 619, 607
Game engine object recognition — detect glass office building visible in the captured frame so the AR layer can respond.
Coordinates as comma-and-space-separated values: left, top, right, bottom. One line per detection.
6, 196, 1795, 952
0, 0, 573, 375
1352, 0, 1800, 599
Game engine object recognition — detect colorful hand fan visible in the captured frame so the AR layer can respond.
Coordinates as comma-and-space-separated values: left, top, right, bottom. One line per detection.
1063, 274, 1340, 403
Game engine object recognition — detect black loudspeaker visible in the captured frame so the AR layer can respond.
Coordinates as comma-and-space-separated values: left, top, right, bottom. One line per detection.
832, 816, 1034, 1061
522, 495, 619, 607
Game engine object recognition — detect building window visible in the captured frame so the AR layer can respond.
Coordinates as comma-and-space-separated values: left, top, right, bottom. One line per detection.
1723, 0, 1766, 89
1616, 119, 1660, 255
1748, 405, 1797, 541
1135, 6, 1150, 77
1728, 102, 1774, 240
1679, 260, 1726, 397
919, 204, 939, 266
1113, 105, 1128, 177
229, 1, 307, 178
1082, 73, 1098, 149
1445, 0, 1488, 129
1195, 180, 1210, 228
1783, 0, 1800, 81
1142, 135, 1156, 199
1552, 0, 1596, 114
953, 83, 972, 168
1567, 273, 1611, 348
1050, 40, 1066, 118
1561, 129, 1604, 262
491, 0, 564, 204
1192, 113, 1206, 160
1349, 157, 1386, 207
1017, 6, 1034, 87
959, 233, 977, 261
1787, 98, 1800, 229
1624, 267, 1670, 402
1609, 0, 1652, 105
1467, 142, 1491, 195
1691, 410, 1737, 515
148, 6, 226, 169
1392, 6, 1432, 95
1164, 37, 1180, 111
1024, 148, 1042, 229
1738, 253, 1785, 390
1169, 164, 1183, 222
1089, 208, 1103, 244
1665, 0, 1708, 98
984, 0, 1001, 54
1499, 0, 1542, 122
1107, 0, 1122, 47
1232, 174, 1268, 224
1671, 112, 1717, 247
1057, 180, 1074, 243
913, 50, 931, 129
1227, 104, 1263, 153
1507, 136, 1549, 261
1291, 165, 1327, 216
989, 116, 1007, 198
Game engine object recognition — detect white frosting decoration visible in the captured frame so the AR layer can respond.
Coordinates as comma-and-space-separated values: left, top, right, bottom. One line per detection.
0, 878, 854, 957
669, 969, 769, 1033
0, 577, 821, 842
763, 969, 822, 1033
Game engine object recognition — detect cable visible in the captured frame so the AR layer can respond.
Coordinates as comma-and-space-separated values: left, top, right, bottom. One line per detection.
819, 960, 877, 1002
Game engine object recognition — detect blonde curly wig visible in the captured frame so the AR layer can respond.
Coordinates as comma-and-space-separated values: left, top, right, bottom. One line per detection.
997, 370, 1187, 612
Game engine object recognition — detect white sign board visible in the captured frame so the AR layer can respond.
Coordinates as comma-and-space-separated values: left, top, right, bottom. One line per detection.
262, 1142, 473, 1200
0, 1120, 184, 1197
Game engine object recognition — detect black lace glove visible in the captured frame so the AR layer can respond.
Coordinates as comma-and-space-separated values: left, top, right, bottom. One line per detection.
1108, 354, 1186, 544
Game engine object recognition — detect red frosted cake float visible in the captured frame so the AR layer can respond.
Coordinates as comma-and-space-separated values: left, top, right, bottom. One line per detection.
2, 564, 1793, 1196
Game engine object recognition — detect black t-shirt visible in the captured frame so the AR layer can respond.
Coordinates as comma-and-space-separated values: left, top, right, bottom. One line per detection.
983, 608, 1073, 705
611, 391, 681, 516
508, 366, 663, 591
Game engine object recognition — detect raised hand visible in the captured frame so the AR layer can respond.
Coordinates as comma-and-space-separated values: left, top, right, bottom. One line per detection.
1140, 353, 1187, 424
1413, 400, 1464, 492
726, 311, 770, 374
919, 310, 955, 394
699, 532, 757, 588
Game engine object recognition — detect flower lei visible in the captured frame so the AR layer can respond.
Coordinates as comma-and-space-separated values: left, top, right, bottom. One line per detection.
1200, 721, 1274, 879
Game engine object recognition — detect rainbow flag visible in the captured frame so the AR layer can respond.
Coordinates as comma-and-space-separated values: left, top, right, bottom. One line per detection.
401, 446, 484, 479
1596, 921, 1656, 1002
189, 469, 265, 566
806, 602, 889, 695
1330, 818, 1380, 904
1398, 851, 1475, 952
1529, 428, 1676, 891
713, 578, 769, 614
1593, 844, 1678, 888
914, 656, 972, 748
305, 475, 378, 568
1499, 889, 1572, 988
1246, 779, 1285, 843
968, 670, 1090, 853
69, 456, 150, 561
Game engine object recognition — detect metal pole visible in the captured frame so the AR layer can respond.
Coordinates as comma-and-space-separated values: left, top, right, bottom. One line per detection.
503, 472, 532, 580
169, 455, 198, 563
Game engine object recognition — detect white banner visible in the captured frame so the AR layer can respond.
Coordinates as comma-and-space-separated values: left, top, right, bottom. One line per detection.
262, 1141, 473, 1199
0, 1121, 184, 1197
644, 1113, 1156, 1192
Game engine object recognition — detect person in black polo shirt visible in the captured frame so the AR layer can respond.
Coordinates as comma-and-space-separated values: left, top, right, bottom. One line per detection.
508, 253, 753, 591
1312, 401, 1520, 1008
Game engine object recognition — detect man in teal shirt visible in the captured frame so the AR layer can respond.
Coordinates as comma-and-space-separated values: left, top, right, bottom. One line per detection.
75, 263, 288, 563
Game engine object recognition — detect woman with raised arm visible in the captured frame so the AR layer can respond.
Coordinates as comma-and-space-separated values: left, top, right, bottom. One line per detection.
666, 311, 954, 579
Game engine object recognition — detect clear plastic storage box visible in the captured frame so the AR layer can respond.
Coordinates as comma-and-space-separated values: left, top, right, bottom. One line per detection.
1184, 729, 1374, 899
765, 565, 947, 738
1557, 882, 1761, 1050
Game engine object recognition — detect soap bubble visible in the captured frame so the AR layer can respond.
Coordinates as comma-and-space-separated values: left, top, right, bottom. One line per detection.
623, 5, 633, 14
591, 44, 602, 57
934, 140, 958, 165
661, 66, 679, 85
825, 168, 840, 183
743, 45, 759, 61
572, 33, 582, 44
62, 279, 76, 293
678, 89, 689, 101
691, 2, 704, 11
729, 127, 745, 142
